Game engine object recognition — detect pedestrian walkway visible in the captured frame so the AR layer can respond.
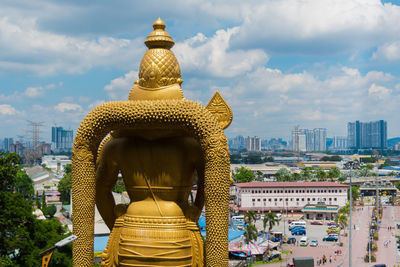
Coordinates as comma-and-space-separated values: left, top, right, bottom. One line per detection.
375, 205, 398, 266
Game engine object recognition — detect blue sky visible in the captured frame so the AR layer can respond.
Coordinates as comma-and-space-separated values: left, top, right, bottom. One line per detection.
1, 0, 400, 142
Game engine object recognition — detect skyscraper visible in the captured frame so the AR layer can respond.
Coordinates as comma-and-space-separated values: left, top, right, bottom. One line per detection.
3, 138, 14, 153
246, 136, 261, 151
51, 126, 74, 151
313, 128, 327, 151
292, 127, 326, 152
347, 120, 387, 149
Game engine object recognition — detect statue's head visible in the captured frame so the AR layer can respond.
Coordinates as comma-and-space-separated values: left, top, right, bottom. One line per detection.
129, 18, 184, 101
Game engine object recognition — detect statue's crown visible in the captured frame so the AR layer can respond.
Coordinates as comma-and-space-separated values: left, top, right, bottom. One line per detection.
129, 18, 183, 100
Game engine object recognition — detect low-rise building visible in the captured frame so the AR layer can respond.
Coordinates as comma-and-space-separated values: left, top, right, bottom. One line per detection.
232, 181, 348, 214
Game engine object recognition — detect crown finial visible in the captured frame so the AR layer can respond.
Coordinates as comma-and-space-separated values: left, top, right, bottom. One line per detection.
144, 17, 174, 49
153, 17, 166, 30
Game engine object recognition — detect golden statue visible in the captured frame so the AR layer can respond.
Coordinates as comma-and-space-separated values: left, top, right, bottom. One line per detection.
72, 18, 233, 266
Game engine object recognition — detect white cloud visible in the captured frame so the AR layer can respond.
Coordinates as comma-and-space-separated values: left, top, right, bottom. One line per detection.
54, 103, 82, 112
0, 17, 144, 75
368, 83, 392, 99
0, 104, 18, 115
372, 41, 400, 61
24, 87, 43, 97
232, 0, 400, 54
174, 27, 268, 77
104, 70, 138, 100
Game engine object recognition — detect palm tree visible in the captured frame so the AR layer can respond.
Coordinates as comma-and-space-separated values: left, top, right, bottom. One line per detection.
263, 213, 280, 238
245, 210, 257, 225
244, 223, 258, 245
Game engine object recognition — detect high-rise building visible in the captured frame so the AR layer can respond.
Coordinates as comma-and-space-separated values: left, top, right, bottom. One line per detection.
3, 138, 14, 153
246, 136, 261, 151
313, 128, 327, 151
51, 126, 74, 151
292, 127, 326, 152
229, 135, 246, 150
329, 136, 348, 151
347, 120, 387, 149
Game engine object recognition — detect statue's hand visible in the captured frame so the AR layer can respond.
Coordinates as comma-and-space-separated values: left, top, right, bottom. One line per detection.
185, 206, 202, 223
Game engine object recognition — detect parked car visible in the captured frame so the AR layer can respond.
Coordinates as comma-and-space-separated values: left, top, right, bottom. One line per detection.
328, 225, 338, 229
291, 227, 306, 235
287, 237, 296, 244
323, 235, 338, 241
309, 239, 318, 247
310, 221, 323, 225
327, 221, 336, 225
299, 236, 308, 246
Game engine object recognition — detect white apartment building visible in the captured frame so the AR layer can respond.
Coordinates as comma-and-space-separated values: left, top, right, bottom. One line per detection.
233, 181, 348, 212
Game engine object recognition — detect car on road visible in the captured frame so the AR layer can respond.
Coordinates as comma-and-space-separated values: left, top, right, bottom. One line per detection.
291, 227, 306, 235
310, 220, 323, 225
309, 239, 318, 247
323, 235, 338, 241
299, 236, 308, 246
287, 237, 296, 244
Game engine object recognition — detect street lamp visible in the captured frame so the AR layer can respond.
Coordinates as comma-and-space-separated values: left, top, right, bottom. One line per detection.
39, 234, 77, 267
344, 160, 359, 267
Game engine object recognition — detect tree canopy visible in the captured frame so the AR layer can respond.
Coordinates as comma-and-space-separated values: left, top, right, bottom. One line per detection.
58, 164, 72, 204
233, 167, 255, 183
0, 152, 22, 191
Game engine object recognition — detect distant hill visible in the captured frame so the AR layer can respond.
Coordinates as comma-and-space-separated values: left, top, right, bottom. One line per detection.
388, 137, 400, 148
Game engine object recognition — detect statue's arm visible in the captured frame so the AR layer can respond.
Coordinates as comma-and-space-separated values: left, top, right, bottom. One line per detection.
96, 142, 119, 230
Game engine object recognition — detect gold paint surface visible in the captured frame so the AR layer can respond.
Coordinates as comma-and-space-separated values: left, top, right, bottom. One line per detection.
72, 18, 231, 267
206, 91, 233, 130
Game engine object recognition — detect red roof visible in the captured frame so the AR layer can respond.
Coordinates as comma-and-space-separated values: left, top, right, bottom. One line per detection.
235, 181, 348, 188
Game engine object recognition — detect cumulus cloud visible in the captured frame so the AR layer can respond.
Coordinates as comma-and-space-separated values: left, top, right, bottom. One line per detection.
0, 104, 18, 115
368, 83, 392, 99
372, 41, 400, 61
0, 17, 144, 75
104, 70, 138, 100
232, 0, 400, 54
54, 103, 82, 112
174, 27, 268, 77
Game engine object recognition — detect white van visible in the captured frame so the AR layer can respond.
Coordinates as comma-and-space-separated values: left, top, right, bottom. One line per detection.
289, 221, 307, 230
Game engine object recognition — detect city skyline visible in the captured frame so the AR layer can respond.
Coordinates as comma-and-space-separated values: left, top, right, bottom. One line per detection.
1, 1, 400, 140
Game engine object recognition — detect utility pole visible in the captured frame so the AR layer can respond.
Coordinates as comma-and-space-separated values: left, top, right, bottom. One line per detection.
346, 160, 359, 267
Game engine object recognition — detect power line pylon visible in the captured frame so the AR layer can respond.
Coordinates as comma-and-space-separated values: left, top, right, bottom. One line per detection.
27, 120, 44, 163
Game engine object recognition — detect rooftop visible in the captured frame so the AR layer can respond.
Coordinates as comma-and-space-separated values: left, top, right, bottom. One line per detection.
235, 181, 348, 188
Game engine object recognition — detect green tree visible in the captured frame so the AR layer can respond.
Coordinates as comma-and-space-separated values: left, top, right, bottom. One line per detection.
274, 168, 292, 181
394, 181, 400, 191
14, 171, 34, 199
58, 171, 72, 204
233, 167, 255, 183
348, 186, 360, 202
315, 168, 327, 181
0, 191, 72, 267
243, 224, 258, 244
387, 171, 396, 176
321, 155, 342, 161
41, 190, 47, 212
262, 213, 280, 235
328, 167, 341, 179
44, 204, 57, 218
35, 191, 41, 209
300, 167, 315, 180
244, 210, 257, 225
0, 152, 22, 191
